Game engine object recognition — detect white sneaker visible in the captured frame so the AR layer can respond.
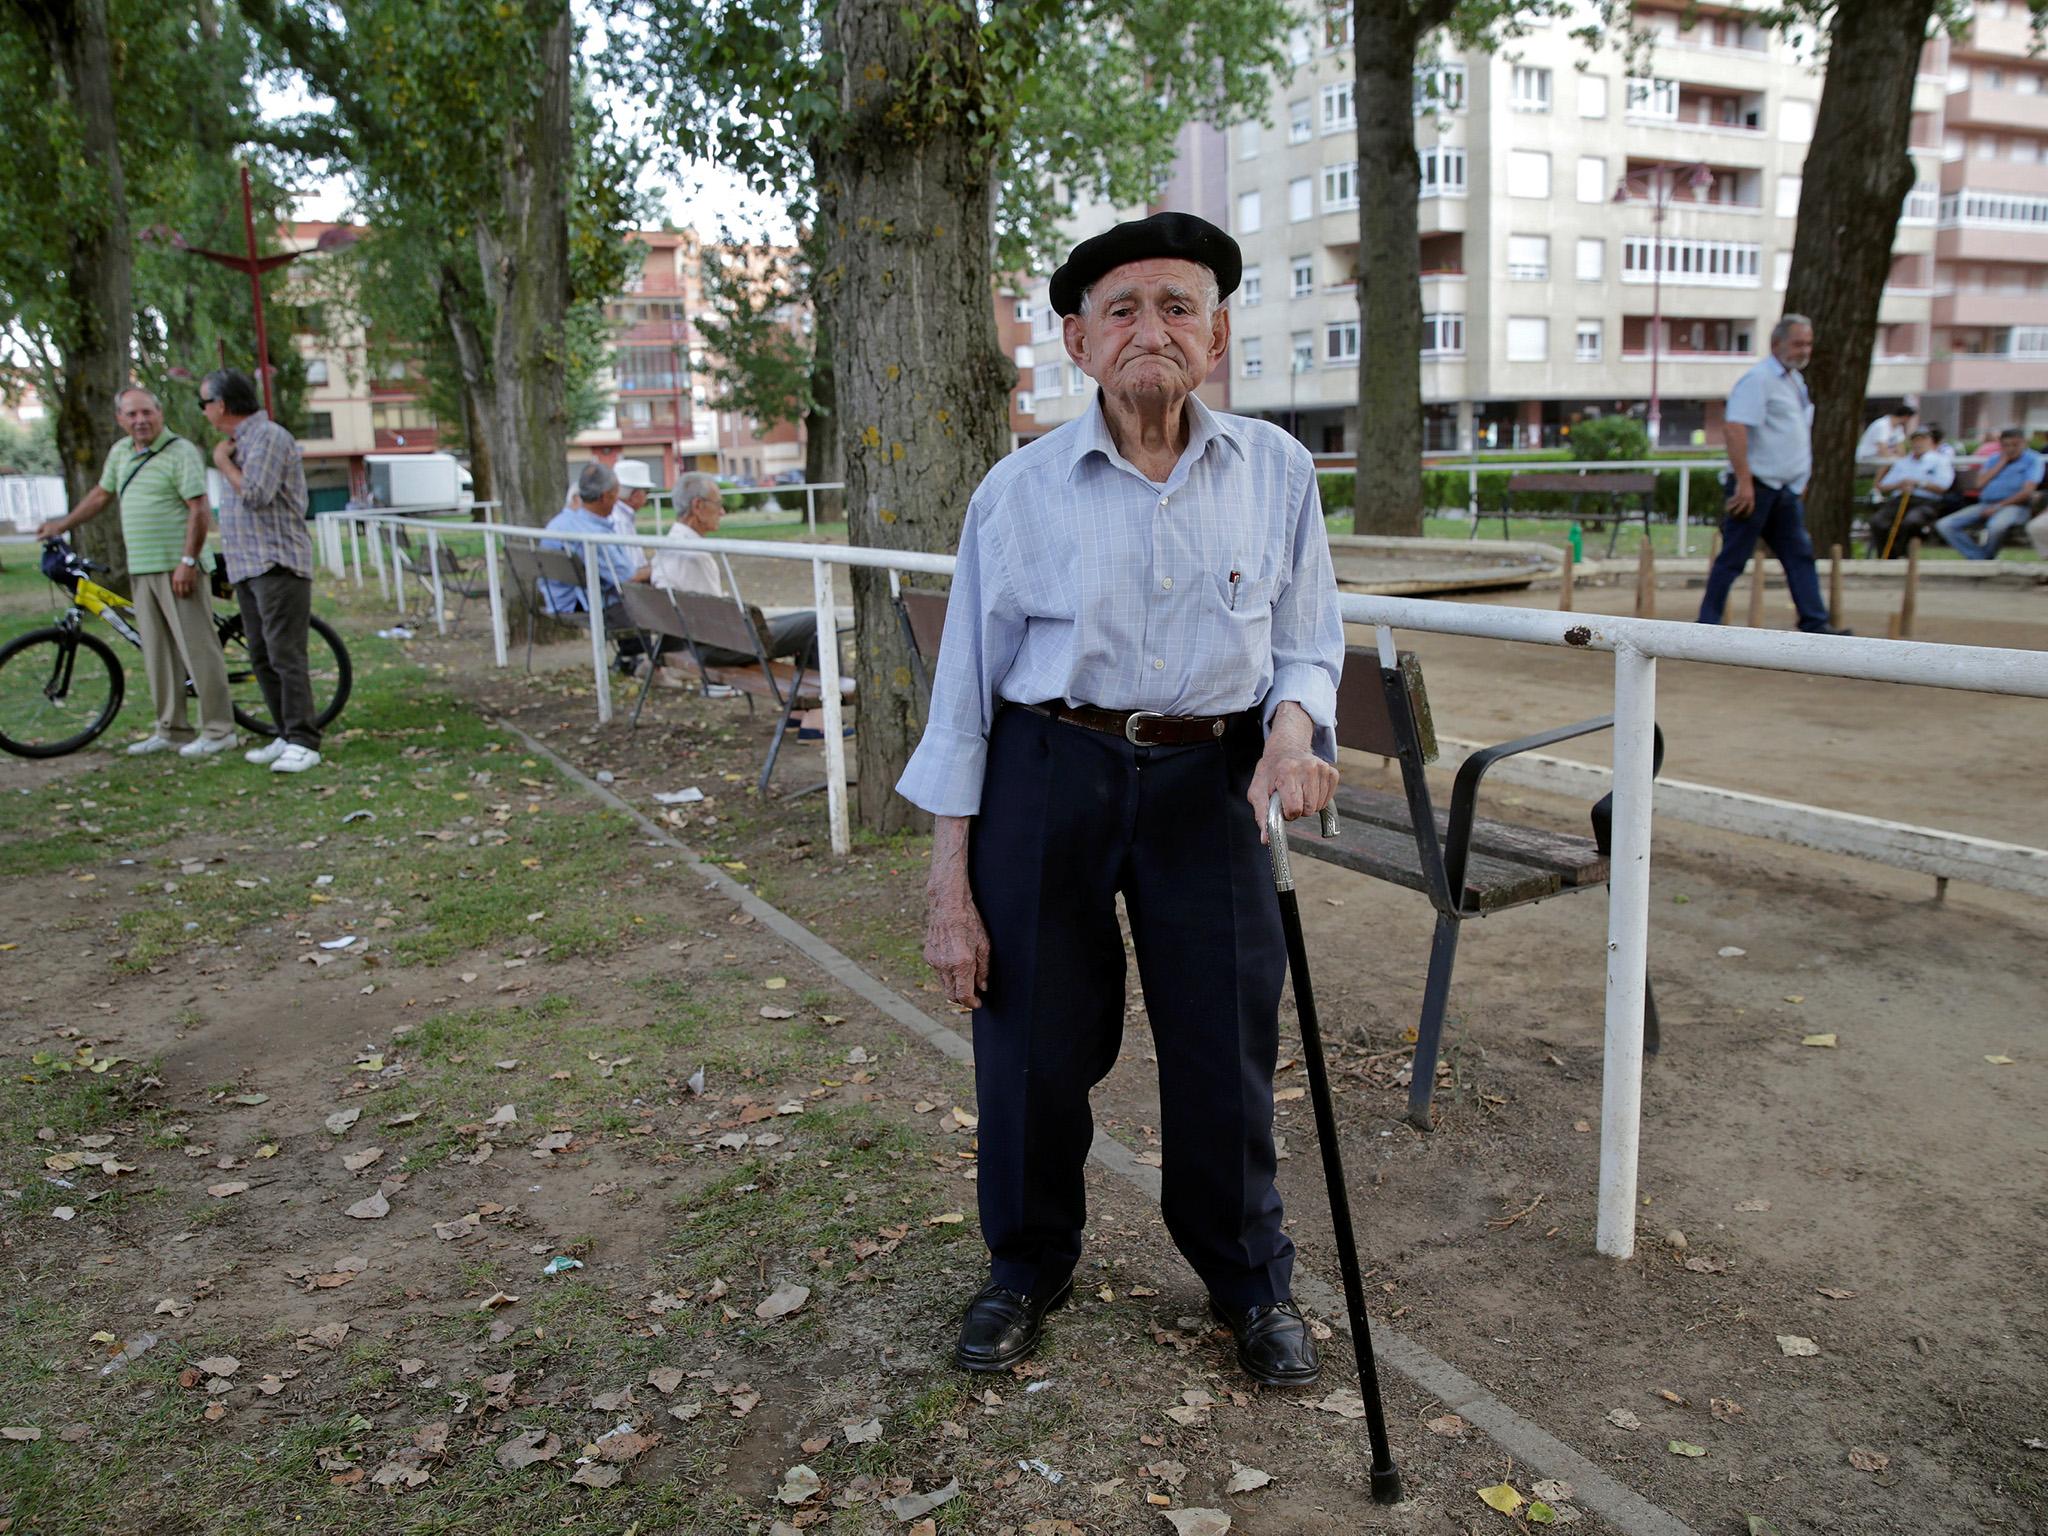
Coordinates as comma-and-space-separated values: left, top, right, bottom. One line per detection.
179, 734, 239, 759
245, 737, 288, 765
126, 734, 177, 755
270, 744, 322, 774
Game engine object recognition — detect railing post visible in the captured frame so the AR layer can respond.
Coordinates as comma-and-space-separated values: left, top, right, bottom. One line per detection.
367, 516, 388, 599
584, 536, 611, 725
1596, 643, 1658, 1261
815, 556, 850, 857
484, 527, 507, 668
427, 528, 447, 636
1676, 466, 1691, 557
1467, 461, 1479, 525
805, 484, 817, 539
347, 516, 363, 589
391, 524, 406, 617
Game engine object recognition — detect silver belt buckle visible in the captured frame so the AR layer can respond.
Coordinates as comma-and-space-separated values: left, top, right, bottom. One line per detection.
1123, 709, 1165, 744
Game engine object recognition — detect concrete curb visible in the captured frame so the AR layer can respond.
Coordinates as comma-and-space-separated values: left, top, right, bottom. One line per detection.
503, 719, 1698, 1536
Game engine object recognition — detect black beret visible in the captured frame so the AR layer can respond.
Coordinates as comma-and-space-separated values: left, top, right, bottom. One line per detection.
1049, 211, 1242, 317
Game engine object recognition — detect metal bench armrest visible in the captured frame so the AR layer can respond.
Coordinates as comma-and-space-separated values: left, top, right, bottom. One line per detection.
1445, 716, 1617, 895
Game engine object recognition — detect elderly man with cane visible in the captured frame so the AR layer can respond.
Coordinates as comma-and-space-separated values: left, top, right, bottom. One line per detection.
898, 212, 1346, 1388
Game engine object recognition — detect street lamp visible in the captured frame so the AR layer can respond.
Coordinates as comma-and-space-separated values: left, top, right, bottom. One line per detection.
1612, 161, 1714, 449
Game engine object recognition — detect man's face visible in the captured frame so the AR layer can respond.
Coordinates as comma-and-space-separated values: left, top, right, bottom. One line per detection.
1910, 433, 1932, 455
623, 487, 648, 510
1062, 259, 1229, 410
588, 488, 617, 517
690, 491, 725, 531
1999, 432, 2024, 458
1774, 323, 1814, 371
119, 393, 163, 446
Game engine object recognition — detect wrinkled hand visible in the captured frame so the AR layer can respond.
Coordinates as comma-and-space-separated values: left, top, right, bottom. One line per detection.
923, 884, 991, 1009
1725, 476, 1755, 519
171, 563, 196, 598
1248, 744, 1338, 845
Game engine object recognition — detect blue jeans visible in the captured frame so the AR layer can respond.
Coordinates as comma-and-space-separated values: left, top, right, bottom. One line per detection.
1697, 479, 1831, 630
1934, 502, 2030, 560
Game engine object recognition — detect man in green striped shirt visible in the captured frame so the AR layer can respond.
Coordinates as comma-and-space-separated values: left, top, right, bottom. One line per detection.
38, 386, 237, 756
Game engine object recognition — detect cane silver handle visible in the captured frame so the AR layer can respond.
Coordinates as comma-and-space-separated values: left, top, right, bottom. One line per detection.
1266, 792, 1339, 893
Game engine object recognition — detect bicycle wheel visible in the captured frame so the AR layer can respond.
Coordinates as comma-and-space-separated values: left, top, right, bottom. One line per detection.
221, 611, 355, 737
0, 627, 126, 758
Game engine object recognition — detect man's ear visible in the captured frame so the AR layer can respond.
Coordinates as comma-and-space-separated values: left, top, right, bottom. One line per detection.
1062, 313, 1089, 371
1207, 304, 1232, 375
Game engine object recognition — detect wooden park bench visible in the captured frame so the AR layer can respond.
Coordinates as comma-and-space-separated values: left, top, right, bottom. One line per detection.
502, 543, 589, 671
1482, 472, 1657, 556
1290, 632, 1665, 1130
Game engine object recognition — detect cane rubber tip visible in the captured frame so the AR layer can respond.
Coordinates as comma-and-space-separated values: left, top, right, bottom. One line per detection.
1370, 1464, 1403, 1505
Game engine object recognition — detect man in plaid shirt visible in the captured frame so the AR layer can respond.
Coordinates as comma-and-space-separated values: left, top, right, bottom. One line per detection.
202, 369, 322, 773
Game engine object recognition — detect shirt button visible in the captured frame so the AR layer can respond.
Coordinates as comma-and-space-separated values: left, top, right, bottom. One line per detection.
1153, 658, 1165, 670
1158, 498, 1168, 510
1161, 577, 1173, 590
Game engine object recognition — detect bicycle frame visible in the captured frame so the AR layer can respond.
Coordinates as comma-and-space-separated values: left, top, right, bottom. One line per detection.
67, 576, 143, 648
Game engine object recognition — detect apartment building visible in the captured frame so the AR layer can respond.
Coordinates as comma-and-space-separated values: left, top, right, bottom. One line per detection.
1016, 2, 2045, 455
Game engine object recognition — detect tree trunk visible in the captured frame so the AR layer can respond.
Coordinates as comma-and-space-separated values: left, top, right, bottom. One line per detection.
819, 0, 1012, 834
471, 2, 572, 530
28, 0, 134, 585
802, 284, 841, 522
1351, 0, 1427, 537
1783, 0, 1935, 553
460, 379, 495, 514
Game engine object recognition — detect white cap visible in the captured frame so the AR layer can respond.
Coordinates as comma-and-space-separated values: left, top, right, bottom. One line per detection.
613, 460, 655, 490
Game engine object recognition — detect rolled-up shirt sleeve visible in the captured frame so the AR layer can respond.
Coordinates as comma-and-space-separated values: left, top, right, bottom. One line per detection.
896, 498, 1026, 817
1262, 458, 1342, 765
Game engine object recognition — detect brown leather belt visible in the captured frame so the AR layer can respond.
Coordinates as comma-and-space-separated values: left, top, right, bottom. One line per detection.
1018, 700, 1236, 746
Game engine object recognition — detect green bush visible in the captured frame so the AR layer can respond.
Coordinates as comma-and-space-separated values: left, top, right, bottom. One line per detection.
1317, 472, 1355, 520
1568, 416, 1651, 462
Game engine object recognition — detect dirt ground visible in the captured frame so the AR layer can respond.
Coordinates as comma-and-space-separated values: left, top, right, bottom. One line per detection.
4, 568, 2045, 1536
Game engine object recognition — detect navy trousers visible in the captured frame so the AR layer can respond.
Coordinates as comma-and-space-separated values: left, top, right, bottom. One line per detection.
968, 703, 1294, 1312
1696, 479, 1832, 630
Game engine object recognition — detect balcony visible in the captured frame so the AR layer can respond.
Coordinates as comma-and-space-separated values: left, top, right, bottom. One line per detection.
1620, 235, 1762, 289
1926, 352, 2048, 391
1625, 79, 1766, 136
1621, 315, 1756, 358
1946, 85, 2048, 134
1938, 156, 2048, 197
372, 425, 440, 451
1932, 290, 2048, 327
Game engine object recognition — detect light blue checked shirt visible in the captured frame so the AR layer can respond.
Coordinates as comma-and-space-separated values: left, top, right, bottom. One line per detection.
538, 506, 642, 613
897, 393, 1343, 818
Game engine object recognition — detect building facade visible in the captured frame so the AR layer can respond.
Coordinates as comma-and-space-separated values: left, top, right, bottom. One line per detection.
1015, 2, 2047, 455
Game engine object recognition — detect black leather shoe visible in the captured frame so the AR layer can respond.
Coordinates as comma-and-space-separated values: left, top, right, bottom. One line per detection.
1210, 1297, 1322, 1386
1801, 623, 1855, 636
953, 1278, 1073, 1373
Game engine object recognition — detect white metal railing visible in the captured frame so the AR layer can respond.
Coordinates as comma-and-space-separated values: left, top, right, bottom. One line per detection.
328, 509, 2048, 1268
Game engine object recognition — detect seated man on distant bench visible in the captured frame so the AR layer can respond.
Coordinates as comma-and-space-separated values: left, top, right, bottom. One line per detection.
1868, 427, 1953, 553
1933, 427, 2044, 561
539, 461, 650, 666
630, 471, 817, 670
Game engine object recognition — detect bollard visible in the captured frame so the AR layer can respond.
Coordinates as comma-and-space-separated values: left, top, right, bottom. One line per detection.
1747, 548, 1767, 628
1900, 537, 1921, 639
1828, 543, 1844, 629
1634, 536, 1657, 619
1559, 544, 1576, 612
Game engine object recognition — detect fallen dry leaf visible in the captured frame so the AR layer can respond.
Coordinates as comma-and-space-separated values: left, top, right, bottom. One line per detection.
755, 1281, 810, 1321
1800, 1033, 1836, 1049
646, 1366, 684, 1395
344, 1190, 390, 1221
1848, 1447, 1890, 1473
1815, 1286, 1856, 1300
324, 1108, 360, 1135
884, 1478, 961, 1521
777, 1463, 822, 1504
1425, 1413, 1468, 1437
2, 1426, 43, 1441
1606, 1407, 1643, 1430
341, 1147, 384, 1172
477, 1291, 519, 1311
1224, 1461, 1272, 1493
1160, 1512, 1232, 1536
1710, 1397, 1744, 1423
496, 1429, 560, 1470
1312, 1390, 1368, 1420
206, 1181, 248, 1199
843, 1417, 882, 1444
569, 1463, 621, 1488
1478, 1483, 1525, 1515
1668, 1440, 1707, 1458
1776, 1335, 1821, 1358
192, 1356, 239, 1378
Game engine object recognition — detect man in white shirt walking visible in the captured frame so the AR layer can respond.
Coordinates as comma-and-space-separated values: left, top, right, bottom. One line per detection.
1696, 315, 1849, 633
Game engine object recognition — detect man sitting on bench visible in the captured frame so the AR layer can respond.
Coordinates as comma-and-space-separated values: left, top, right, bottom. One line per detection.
540, 461, 651, 669
631, 471, 817, 676
1869, 426, 1953, 555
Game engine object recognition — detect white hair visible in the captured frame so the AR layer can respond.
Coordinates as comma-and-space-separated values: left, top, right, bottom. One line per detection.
675, 470, 721, 505
576, 461, 618, 501
1076, 269, 1222, 319
115, 385, 161, 411
1772, 314, 1813, 344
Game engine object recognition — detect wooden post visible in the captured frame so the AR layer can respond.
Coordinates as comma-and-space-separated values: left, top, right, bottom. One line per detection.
1828, 543, 1844, 629
1559, 544, 1576, 612
1747, 549, 1767, 628
1899, 537, 1921, 639
1634, 536, 1657, 619
1709, 528, 1721, 565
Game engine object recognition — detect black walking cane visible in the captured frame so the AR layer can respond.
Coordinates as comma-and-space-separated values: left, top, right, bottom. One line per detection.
1267, 792, 1403, 1504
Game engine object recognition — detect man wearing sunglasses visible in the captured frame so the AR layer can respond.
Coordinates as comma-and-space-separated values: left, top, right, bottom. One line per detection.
201, 369, 321, 773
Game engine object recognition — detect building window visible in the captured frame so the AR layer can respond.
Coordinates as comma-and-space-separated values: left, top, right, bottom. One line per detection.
1418, 146, 1467, 197
1291, 331, 1315, 372
1776, 174, 1802, 218
1241, 337, 1264, 378
1420, 312, 1465, 357
1325, 318, 1360, 364
1034, 361, 1061, 396
1013, 299, 1032, 322
1016, 391, 1034, 416
1505, 316, 1548, 362
1291, 256, 1314, 297
1321, 81, 1355, 134
1577, 155, 1607, 203
1322, 161, 1359, 211
1575, 321, 1603, 362
1240, 120, 1260, 159
300, 410, 334, 440
1626, 77, 1679, 120
1289, 98, 1312, 142
304, 358, 330, 387
1237, 190, 1262, 233
1576, 238, 1605, 281
1578, 74, 1606, 118
1512, 66, 1551, 111
1507, 150, 1551, 199
1241, 266, 1263, 307
1290, 176, 1315, 221
1413, 63, 1467, 114
1324, 2, 1352, 50
1507, 235, 1549, 280
371, 402, 435, 432
1287, 24, 1311, 65
1621, 237, 1762, 287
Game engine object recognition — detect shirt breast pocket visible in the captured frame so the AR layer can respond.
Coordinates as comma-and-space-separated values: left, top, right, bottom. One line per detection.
1209, 563, 1272, 622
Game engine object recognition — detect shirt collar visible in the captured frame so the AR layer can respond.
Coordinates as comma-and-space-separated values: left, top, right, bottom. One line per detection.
1064, 389, 1245, 484
232, 410, 271, 443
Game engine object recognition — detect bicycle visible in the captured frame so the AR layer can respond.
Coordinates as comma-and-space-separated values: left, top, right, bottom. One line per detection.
0, 540, 353, 759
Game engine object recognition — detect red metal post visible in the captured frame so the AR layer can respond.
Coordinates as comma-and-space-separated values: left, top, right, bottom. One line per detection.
238, 166, 276, 418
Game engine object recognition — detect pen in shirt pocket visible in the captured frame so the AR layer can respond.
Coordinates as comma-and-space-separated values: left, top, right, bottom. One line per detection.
1228, 567, 1241, 610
